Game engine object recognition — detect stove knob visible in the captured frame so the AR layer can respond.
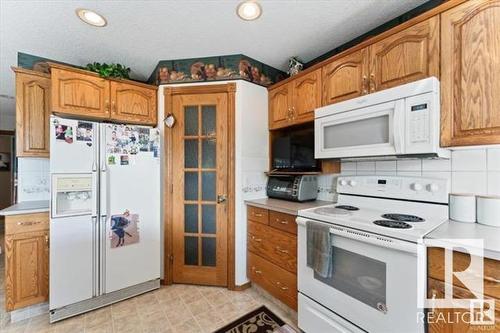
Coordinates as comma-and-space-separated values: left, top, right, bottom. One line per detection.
411, 182, 423, 191
339, 179, 347, 186
348, 180, 357, 187
427, 183, 439, 193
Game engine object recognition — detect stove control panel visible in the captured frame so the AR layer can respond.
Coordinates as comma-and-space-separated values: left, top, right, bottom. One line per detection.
337, 175, 449, 204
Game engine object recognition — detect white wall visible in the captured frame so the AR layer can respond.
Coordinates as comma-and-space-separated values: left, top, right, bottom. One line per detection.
17, 157, 50, 202
158, 80, 269, 286
234, 80, 268, 285
314, 147, 500, 201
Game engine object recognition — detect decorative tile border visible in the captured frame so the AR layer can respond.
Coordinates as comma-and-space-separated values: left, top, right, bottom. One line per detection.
17, 52, 287, 88
148, 54, 287, 87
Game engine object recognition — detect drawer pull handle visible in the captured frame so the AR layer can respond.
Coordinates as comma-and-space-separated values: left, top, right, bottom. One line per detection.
252, 267, 262, 274
251, 236, 262, 242
275, 246, 289, 254
277, 219, 288, 224
254, 213, 263, 217
484, 276, 500, 284
17, 221, 42, 226
276, 281, 289, 291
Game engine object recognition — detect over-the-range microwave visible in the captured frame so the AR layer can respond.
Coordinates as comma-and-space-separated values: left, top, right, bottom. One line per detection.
314, 77, 450, 160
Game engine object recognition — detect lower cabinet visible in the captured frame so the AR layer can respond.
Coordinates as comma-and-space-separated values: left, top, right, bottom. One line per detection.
4, 213, 49, 311
247, 205, 297, 310
248, 252, 297, 310
427, 248, 500, 332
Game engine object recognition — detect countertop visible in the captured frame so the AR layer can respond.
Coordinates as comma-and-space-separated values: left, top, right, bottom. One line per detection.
0, 200, 50, 216
245, 197, 332, 215
425, 220, 500, 261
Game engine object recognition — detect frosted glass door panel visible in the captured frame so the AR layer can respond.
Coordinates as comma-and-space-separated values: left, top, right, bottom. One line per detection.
324, 115, 389, 149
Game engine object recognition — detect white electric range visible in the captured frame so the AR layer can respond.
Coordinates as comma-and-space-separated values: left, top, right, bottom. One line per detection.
296, 175, 449, 333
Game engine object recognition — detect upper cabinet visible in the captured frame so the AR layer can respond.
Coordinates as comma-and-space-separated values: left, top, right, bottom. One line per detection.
51, 66, 110, 120
440, 0, 500, 147
322, 48, 369, 105
269, 83, 292, 129
292, 69, 321, 123
110, 81, 157, 125
269, 69, 321, 129
369, 16, 439, 92
321, 16, 439, 107
49, 63, 158, 125
13, 68, 51, 157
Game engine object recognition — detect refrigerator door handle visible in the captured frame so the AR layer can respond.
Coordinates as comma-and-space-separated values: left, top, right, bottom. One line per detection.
99, 214, 107, 295
92, 170, 98, 217
100, 164, 108, 219
91, 216, 98, 297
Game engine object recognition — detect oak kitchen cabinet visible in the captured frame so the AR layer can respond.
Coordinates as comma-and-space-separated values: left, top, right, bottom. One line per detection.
440, 0, 500, 147
110, 81, 157, 124
49, 63, 157, 125
269, 69, 321, 129
247, 205, 298, 310
322, 16, 439, 106
4, 212, 49, 311
322, 48, 369, 105
368, 15, 439, 92
427, 247, 500, 332
13, 67, 51, 157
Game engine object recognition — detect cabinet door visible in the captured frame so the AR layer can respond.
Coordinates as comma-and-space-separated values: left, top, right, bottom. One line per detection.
441, 0, 500, 146
5, 231, 49, 311
269, 84, 292, 129
369, 16, 439, 92
427, 278, 500, 333
322, 48, 369, 105
15, 71, 51, 157
51, 67, 110, 119
110, 81, 157, 125
292, 69, 321, 123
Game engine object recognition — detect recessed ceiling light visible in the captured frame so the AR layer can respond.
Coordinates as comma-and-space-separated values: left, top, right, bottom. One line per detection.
236, 1, 262, 21
76, 8, 107, 27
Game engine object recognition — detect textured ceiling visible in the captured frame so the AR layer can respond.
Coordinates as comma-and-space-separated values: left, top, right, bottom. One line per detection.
0, 0, 427, 118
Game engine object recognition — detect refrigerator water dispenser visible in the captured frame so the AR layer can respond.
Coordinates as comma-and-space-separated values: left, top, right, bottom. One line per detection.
51, 174, 93, 217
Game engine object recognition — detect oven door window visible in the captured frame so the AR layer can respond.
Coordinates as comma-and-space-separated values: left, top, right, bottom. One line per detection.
314, 246, 386, 311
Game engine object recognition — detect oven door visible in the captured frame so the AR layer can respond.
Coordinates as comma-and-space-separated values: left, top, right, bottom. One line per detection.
315, 100, 405, 159
297, 218, 425, 333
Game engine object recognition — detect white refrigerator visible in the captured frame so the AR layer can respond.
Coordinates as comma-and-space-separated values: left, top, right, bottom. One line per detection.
49, 115, 160, 322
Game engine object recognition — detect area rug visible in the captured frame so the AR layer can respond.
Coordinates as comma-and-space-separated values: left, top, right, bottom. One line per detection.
213, 305, 296, 333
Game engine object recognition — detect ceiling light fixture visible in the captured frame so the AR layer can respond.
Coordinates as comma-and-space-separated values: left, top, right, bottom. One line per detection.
236, 1, 262, 21
76, 8, 107, 27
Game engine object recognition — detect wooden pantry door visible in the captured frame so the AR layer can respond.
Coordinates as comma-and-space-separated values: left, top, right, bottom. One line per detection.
170, 90, 229, 286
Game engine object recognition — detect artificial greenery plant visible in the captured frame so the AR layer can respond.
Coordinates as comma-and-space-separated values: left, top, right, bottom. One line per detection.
85, 62, 131, 79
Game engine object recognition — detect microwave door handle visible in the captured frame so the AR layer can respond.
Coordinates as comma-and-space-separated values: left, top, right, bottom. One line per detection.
393, 100, 405, 154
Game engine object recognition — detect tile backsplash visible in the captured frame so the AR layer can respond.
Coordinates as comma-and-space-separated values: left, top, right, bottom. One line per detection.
317, 147, 500, 202
17, 157, 50, 202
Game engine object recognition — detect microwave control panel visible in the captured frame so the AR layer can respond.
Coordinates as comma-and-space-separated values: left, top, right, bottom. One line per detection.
408, 102, 430, 143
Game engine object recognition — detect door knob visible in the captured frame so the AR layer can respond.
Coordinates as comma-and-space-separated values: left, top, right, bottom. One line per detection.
217, 194, 227, 203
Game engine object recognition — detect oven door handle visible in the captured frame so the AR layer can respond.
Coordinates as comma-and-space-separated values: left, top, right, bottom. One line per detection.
297, 218, 418, 254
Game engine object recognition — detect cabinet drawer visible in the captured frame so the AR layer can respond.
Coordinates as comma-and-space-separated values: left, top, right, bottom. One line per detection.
248, 252, 297, 310
5, 212, 49, 235
247, 206, 269, 225
269, 211, 297, 235
427, 278, 500, 332
248, 221, 297, 273
428, 247, 500, 299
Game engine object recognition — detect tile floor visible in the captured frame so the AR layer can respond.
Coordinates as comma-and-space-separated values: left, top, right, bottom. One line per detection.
0, 278, 298, 333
